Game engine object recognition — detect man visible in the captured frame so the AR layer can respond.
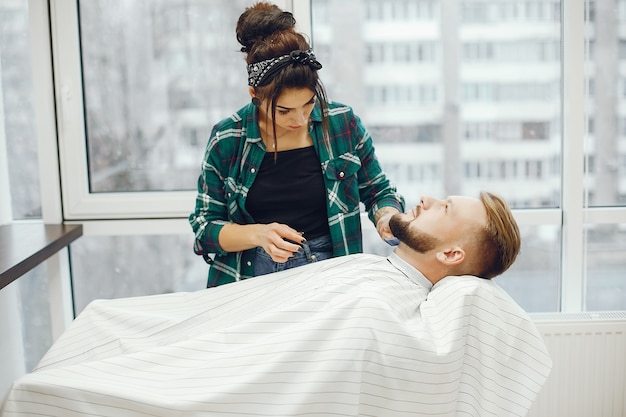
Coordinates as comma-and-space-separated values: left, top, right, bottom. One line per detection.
1, 192, 551, 417
388, 191, 521, 283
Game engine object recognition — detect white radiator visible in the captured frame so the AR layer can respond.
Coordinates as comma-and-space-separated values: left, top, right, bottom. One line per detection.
527, 312, 626, 417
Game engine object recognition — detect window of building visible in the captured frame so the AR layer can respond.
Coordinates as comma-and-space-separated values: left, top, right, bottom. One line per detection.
522, 122, 550, 140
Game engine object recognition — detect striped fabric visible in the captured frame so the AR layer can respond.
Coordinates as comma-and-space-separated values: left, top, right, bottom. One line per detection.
1, 254, 551, 417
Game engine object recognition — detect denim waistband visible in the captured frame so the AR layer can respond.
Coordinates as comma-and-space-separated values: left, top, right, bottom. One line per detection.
301, 234, 332, 252
253, 234, 333, 276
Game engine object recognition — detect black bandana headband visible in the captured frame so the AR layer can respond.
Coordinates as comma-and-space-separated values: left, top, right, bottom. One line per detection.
247, 49, 322, 87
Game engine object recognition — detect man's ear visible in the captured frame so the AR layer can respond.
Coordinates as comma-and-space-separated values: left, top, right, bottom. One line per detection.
436, 247, 465, 265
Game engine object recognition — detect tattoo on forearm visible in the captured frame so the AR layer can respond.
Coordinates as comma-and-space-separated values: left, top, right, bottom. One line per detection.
374, 207, 397, 226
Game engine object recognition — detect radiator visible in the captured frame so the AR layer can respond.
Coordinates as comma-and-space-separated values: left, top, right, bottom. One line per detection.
527, 312, 626, 417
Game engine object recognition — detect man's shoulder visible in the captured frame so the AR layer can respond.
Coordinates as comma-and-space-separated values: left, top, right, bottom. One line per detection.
430, 275, 528, 318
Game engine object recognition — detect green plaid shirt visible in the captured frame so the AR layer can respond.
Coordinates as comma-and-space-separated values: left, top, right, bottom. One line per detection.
189, 101, 405, 286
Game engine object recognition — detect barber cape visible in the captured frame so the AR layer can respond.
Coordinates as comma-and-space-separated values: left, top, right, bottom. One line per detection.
1, 254, 551, 417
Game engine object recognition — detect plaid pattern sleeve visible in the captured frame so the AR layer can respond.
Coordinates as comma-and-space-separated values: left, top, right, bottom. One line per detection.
188, 105, 264, 285
189, 101, 405, 287
351, 111, 405, 223
318, 103, 405, 256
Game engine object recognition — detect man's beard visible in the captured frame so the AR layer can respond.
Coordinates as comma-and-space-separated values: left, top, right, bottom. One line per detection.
389, 214, 442, 254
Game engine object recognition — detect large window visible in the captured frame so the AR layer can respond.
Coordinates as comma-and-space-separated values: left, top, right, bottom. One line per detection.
9, 0, 626, 319
312, 0, 564, 311
1, 0, 52, 372
78, 0, 256, 193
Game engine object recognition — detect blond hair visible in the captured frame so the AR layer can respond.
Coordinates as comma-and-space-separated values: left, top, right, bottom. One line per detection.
473, 191, 521, 279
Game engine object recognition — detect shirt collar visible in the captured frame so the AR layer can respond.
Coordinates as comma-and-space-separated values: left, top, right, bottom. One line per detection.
387, 251, 433, 290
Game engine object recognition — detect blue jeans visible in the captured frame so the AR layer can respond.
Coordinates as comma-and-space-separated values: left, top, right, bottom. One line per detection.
254, 234, 333, 276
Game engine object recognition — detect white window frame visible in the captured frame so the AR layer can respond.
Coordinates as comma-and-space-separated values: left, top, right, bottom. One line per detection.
48, 0, 291, 220
30, 0, 626, 314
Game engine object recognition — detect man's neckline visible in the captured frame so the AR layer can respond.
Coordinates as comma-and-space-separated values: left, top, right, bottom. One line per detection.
387, 252, 433, 290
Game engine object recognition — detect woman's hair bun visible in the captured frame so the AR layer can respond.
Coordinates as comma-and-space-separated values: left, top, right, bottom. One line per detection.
236, 2, 296, 53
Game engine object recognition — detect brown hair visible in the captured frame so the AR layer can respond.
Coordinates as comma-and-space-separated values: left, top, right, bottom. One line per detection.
236, 2, 330, 155
472, 191, 521, 279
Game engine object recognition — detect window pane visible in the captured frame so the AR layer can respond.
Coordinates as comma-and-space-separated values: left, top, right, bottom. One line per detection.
1, 265, 53, 372
70, 234, 206, 314
311, 0, 562, 210
1, 0, 41, 219
585, 0, 624, 207
17, 265, 54, 371
78, 0, 257, 192
585, 223, 626, 311
583, 1, 626, 310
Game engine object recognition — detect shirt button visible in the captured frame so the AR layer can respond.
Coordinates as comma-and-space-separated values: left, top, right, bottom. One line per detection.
338, 171, 345, 178
311, 255, 316, 260
246, 261, 252, 266
251, 168, 256, 173
227, 192, 231, 197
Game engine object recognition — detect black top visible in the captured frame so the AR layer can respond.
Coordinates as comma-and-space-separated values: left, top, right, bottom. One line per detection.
246, 146, 330, 239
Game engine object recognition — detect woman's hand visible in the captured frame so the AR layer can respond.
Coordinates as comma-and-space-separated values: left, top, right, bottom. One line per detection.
218, 222, 304, 263
255, 223, 304, 263
374, 207, 401, 245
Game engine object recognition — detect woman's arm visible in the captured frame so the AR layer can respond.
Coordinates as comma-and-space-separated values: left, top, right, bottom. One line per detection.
350, 113, 406, 225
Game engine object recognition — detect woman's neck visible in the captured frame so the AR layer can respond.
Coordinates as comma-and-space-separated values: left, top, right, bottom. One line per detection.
259, 119, 312, 151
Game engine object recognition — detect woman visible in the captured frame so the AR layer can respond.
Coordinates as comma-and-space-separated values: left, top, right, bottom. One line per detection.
189, 2, 405, 287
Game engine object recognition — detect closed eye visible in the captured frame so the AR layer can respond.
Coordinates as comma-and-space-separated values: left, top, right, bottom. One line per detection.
276, 95, 316, 115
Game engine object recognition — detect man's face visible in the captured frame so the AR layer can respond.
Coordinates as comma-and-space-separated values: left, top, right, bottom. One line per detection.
389, 195, 488, 253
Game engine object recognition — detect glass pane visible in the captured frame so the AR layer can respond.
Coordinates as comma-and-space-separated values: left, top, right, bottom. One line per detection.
585, 0, 624, 207
18, 264, 53, 371
583, 1, 626, 311
312, 0, 562, 311
585, 223, 626, 311
1, 264, 54, 372
78, 0, 257, 192
311, 0, 562, 210
70, 234, 206, 314
0, 0, 41, 219
497, 224, 561, 312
